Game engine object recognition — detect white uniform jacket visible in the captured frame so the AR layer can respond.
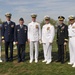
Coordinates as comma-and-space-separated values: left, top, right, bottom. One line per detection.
42, 23, 55, 43
68, 22, 75, 37
28, 21, 41, 41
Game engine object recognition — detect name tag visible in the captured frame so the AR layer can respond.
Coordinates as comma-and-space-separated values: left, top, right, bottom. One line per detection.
24, 28, 27, 30
11, 25, 14, 28
17, 29, 20, 32
5, 24, 7, 26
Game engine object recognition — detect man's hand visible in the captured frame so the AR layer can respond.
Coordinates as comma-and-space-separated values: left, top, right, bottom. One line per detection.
15, 42, 18, 45
26, 41, 28, 44
13, 42, 16, 45
2, 40, 5, 43
50, 43, 52, 45
39, 39, 42, 44
50, 42, 52, 45
28, 39, 30, 43
64, 42, 67, 45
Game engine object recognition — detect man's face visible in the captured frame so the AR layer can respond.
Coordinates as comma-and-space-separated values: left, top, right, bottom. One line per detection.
32, 17, 36, 22
45, 19, 50, 24
59, 20, 64, 24
19, 20, 24, 25
69, 19, 75, 25
6, 16, 11, 21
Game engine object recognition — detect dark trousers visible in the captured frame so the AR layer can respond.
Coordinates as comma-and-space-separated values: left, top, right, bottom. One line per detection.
5, 42, 13, 61
17, 44, 26, 61
58, 44, 64, 63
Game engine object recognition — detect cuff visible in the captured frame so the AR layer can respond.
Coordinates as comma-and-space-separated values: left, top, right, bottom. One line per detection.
64, 39, 68, 42
2, 36, 4, 40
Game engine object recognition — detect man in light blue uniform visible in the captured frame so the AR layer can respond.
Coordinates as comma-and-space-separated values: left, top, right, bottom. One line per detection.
14, 18, 28, 63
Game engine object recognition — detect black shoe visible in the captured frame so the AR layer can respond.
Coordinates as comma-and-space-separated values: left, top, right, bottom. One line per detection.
61, 61, 64, 64
10, 60, 13, 62
5, 58, 9, 62
9, 58, 13, 62
61, 62, 64, 64
22, 60, 25, 62
56, 60, 61, 62
18, 60, 21, 63
5, 59, 9, 62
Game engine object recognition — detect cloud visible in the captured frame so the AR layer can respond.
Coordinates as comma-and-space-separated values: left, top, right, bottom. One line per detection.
1, 0, 42, 5
13, 6, 28, 13
0, 0, 75, 24
0, 10, 2, 12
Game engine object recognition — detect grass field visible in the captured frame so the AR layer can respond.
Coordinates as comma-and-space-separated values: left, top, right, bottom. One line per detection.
0, 37, 75, 75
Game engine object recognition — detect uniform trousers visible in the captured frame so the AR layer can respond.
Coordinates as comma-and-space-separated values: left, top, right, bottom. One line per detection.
69, 37, 75, 64
30, 41, 38, 61
17, 44, 25, 61
5, 41, 13, 61
57, 44, 64, 63
43, 43, 52, 62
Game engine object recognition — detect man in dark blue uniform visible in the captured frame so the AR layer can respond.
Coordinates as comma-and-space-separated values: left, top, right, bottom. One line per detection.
14, 18, 28, 63
1, 13, 15, 62
56, 16, 68, 64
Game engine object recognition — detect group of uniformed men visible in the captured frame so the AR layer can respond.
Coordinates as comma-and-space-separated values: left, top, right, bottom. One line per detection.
1, 12, 75, 67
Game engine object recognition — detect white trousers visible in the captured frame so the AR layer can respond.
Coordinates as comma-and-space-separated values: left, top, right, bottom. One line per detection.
30, 41, 38, 61
69, 37, 75, 64
43, 43, 52, 62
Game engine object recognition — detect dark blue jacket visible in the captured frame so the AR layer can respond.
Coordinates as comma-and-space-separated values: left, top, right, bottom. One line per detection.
14, 25, 28, 44
1, 21, 15, 42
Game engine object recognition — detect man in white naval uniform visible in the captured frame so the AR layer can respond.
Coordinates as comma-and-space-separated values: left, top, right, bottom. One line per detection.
68, 15, 75, 67
28, 13, 41, 63
42, 16, 55, 64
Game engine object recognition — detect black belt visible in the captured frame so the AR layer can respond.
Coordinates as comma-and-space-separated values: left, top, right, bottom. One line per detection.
69, 36, 75, 38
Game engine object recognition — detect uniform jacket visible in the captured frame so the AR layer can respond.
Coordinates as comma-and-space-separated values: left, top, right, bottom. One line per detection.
14, 25, 28, 44
1, 21, 15, 42
42, 23, 55, 43
28, 21, 41, 41
68, 22, 75, 37
57, 23, 68, 45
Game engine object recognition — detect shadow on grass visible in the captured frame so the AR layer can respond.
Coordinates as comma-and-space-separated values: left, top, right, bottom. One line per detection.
1, 49, 69, 62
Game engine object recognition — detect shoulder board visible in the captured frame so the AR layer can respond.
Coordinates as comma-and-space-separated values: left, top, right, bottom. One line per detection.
24, 25, 27, 26
50, 23, 53, 26
28, 22, 31, 23
16, 25, 19, 26
3, 21, 6, 23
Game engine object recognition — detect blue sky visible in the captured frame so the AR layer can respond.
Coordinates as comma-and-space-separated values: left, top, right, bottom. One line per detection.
0, 0, 75, 24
